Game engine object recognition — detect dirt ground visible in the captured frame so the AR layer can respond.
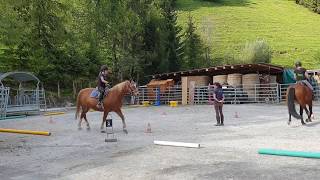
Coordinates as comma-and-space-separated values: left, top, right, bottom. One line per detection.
1, 104, 320, 180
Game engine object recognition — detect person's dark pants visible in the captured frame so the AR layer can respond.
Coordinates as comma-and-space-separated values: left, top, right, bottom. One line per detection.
98, 86, 105, 104
98, 86, 110, 104
214, 102, 224, 125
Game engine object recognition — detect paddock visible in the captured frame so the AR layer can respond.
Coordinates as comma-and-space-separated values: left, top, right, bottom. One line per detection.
1, 104, 320, 179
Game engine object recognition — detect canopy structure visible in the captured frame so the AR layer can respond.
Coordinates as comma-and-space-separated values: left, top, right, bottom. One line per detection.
0, 71, 45, 119
151, 63, 284, 81
0, 72, 40, 86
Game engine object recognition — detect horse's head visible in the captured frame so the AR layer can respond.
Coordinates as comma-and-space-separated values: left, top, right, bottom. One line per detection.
126, 80, 139, 96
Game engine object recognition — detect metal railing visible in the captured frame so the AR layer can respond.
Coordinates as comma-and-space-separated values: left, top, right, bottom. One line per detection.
136, 83, 320, 105
136, 86, 182, 105
4, 88, 45, 116
0, 87, 10, 119
194, 84, 280, 104
8, 89, 40, 107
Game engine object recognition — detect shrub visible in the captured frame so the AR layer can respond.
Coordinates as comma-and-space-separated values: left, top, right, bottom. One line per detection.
240, 39, 272, 64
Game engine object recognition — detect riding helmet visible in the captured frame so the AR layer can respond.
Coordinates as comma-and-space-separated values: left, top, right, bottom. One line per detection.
100, 65, 108, 72
295, 61, 302, 67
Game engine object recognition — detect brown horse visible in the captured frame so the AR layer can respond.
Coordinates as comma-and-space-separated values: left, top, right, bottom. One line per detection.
286, 82, 313, 125
75, 80, 138, 133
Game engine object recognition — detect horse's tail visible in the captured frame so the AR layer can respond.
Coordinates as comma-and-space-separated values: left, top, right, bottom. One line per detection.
287, 87, 301, 119
75, 91, 81, 120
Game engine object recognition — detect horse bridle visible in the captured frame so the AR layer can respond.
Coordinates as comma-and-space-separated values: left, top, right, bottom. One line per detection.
127, 82, 137, 96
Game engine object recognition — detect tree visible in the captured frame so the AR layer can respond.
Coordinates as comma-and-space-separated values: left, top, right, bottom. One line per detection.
161, 0, 184, 72
182, 14, 206, 70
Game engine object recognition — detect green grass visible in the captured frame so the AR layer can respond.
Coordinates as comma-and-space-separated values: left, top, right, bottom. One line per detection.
177, 0, 320, 69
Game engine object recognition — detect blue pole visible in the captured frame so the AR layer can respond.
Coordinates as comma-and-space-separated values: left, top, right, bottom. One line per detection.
258, 148, 320, 159
155, 87, 160, 106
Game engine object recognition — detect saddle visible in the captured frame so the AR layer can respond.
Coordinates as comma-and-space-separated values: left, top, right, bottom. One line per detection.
90, 87, 109, 99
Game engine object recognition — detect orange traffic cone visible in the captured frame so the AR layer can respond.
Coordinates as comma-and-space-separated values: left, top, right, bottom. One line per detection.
145, 123, 152, 133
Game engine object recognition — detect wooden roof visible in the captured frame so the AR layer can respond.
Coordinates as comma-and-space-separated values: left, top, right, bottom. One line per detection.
152, 63, 284, 80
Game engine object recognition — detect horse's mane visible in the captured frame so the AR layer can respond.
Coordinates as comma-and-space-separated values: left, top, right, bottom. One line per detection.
109, 80, 129, 94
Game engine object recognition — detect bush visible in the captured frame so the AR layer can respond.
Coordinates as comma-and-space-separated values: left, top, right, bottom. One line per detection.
239, 39, 272, 64
296, 0, 320, 14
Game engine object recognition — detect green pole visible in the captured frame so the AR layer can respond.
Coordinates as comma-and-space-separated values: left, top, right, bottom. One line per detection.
259, 148, 320, 159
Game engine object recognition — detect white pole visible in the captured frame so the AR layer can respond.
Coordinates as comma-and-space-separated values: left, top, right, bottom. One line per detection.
154, 140, 200, 148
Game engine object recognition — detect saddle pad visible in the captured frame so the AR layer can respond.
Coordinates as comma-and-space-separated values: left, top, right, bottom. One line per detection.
90, 89, 100, 99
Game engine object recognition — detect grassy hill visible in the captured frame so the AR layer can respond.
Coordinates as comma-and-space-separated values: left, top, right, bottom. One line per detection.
177, 0, 320, 69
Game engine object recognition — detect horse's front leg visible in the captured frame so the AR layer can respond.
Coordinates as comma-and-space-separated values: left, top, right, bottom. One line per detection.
115, 109, 128, 134
100, 112, 108, 133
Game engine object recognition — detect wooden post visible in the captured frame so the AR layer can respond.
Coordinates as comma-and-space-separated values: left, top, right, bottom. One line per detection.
182, 77, 188, 105
189, 81, 195, 105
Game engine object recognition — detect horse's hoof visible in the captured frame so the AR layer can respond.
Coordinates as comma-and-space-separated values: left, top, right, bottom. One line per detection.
101, 130, 106, 133
86, 127, 91, 131
302, 122, 306, 125
78, 127, 82, 130
287, 121, 291, 125
123, 129, 128, 134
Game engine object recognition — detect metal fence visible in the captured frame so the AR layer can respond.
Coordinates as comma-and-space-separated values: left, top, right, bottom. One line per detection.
0, 87, 10, 119
136, 83, 320, 105
4, 88, 45, 116
137, 86, 182, 105
194, 84, 280, 104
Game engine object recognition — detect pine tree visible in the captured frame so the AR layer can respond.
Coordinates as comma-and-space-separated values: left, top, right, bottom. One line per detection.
161, 0, 184, 72
183, 14, 206, 70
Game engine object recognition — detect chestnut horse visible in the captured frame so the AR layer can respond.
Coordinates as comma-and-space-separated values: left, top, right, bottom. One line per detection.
75, 80, 138, 133
286, 82, 313, 125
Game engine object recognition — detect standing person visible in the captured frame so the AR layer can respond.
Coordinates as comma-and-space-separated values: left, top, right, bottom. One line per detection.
208, 82, 225, 126
294, 61, 314, 98
97, 65, 109, 109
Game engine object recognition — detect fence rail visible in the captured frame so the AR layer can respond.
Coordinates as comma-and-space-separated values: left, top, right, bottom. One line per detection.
137, 86, 182, 105
1, 88, 45, 117
136, 83, 320, 105
0, 87, 10, 119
